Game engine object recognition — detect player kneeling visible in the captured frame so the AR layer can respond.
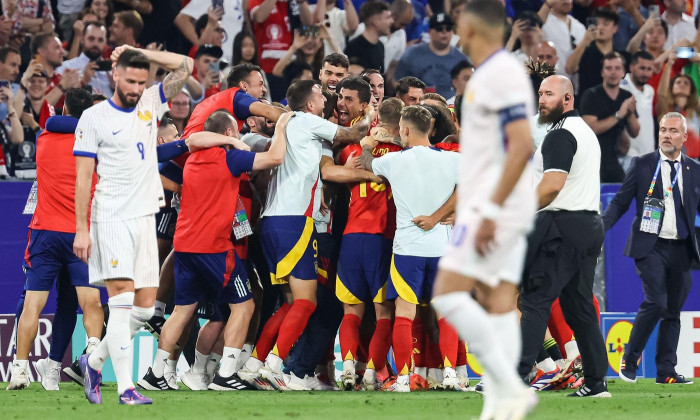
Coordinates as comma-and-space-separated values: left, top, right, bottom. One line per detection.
138, 110, 293, 391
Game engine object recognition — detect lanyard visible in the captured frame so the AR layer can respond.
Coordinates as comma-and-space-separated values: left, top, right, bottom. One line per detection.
647, 159, 681, 200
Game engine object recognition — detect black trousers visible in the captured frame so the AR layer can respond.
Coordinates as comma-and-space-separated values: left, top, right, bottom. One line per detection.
626, 239, 693, 378
518, 211, 608, 385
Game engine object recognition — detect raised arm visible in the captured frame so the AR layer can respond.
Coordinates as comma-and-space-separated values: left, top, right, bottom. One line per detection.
334, 107, 375, 144
73, 156, 95, 263
249, 101, 287, 122
252, 111, 294, 170
565, 26, 596, 75
186, 132, 251, 152
251, 0, 278, 23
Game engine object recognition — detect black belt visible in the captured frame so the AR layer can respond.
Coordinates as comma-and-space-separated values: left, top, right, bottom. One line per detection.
656, 237, 686, 246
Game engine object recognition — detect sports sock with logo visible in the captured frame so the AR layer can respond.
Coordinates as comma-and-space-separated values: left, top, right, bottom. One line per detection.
102, 292, 136, 394
367, 318, 392, 371
339, 314, 361, 364
153, 300, 167, 318
544, 337, 563, 361
236, 343, 254, 371
412, 316, 426, 372
272, 299, 316, 360
207, 352, 222, 377
152, 348, 170, 377
219, 347, 242, 377
456, 340, 467, 367
252, 302, 291, 361
392, 317, 414, 376
438, 318, 458, 370
88, 292, 135, 372
192, 349, 209, 374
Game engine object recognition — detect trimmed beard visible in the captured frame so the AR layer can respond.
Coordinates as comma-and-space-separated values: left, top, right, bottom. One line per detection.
116, 85, 141, 108
538, 101, 565, 125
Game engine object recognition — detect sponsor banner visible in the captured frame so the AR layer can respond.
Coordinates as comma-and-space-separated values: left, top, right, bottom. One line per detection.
0, 315, 72, 382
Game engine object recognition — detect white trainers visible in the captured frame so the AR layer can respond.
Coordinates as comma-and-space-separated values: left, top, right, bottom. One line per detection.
384, 375, 410, 393
259, 364, 290, 391
164, 371, 180, 390
443, 370, 469, 392
286, 372, 312, 391
237, 367, 275, 391
6, 361, 30, 390
181, 369, 210, 391
457, 372, 471, 390
306, 374, 339, 391
36, 358, 60, 391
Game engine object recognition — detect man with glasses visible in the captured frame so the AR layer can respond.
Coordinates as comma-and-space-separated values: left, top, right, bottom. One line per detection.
394, 13, 467, 99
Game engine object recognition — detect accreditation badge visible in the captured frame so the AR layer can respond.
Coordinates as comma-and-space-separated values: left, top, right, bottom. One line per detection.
640, 196, 664, 235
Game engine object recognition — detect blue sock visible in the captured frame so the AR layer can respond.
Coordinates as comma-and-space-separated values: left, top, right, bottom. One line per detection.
49, 273, 78, 362
12, 290, 26, 356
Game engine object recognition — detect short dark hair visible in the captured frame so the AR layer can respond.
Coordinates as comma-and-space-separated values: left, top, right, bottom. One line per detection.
30, 32, 56, 55
91, 93, 108, 103
115, 10, 144, 39
321, 53, 350, 70
83, 21, 107, 37
422, 103, 456, 144
378, 97, 403, 126
360, 68, 381, 80
450, 59, 473, 80
194, 14, 209, 37
601, 51, 625, 67
360, 0, 390, 24
0, 46, 20, 63
396, 76, 426, 96
226, 63, 263, 88
401, 105, 432, 134
116, 49, 150, 71
516, 10, 543, 28
422, 93, 448, 106
658, 19, 669, 38
337, 76, 372, 104
595, 6, 620, 25
287, 80, 318, 112
64, 88, 94, 119
464, 0, 506, 27
203, 109, 236, 134
630, 50, 654, 65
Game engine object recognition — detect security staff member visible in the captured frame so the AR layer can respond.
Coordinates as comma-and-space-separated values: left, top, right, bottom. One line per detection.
603, 112, 699, 385
518, 75, 610, 397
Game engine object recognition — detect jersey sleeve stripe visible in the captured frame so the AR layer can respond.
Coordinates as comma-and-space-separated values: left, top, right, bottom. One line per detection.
73, 151, 97, 158
497, 103, 528, 128
159, 83, 166, 104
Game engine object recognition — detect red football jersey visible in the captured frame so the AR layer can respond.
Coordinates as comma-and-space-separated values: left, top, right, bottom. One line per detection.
30, 129, 97, 233
434, 142, 460, 152
249, 0, 292, 74
174, 147, 253, 253
182, 87, 243, 138
338, 143, 402, 238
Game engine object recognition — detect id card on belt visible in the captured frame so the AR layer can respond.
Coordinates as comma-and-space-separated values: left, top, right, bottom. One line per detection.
640, 196, 664, 234
232, 197, 253, 240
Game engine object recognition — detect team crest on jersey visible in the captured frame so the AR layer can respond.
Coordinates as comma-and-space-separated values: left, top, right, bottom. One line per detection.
77, 128, 83, 140
138, 110, 152, 121
465, 89, 474, 104
110, 258, 118, 268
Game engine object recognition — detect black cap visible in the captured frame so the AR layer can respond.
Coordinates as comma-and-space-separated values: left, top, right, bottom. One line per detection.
429, 13, 454, 30
195, 44, 224, 59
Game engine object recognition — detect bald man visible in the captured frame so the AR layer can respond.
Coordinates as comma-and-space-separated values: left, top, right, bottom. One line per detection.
535, 41, 558, 69
431, 1, 537, 418
519, 75, 611, 397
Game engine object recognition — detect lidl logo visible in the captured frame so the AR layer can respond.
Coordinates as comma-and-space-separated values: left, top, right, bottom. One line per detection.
606, 320, 633, 373
466, 343, 483, 376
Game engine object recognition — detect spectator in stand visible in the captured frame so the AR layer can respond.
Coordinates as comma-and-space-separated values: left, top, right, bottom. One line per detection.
185, 9, 227, 60
535, 40, 559, 69
232, 31, 260, 66
611, 0, 646, 53
620, 50, 655, 162
66, 9, 100, 60
580, 52, 640, 183
28, 32, 80, 110
109, 10, 143, 48
165, 90, 193, 134
345, 0, 393, 73
0, 77, 23, 163
57, 22, 113, 97
112, 0, 153, 16
85, 0, 115, 27
311, 0, 359, 56
539, 0, 586, 87
566, 7, 621, 95
395, 76, 425, 106
57, 0, 88, 41
383, 0, 413, 91
447, 59, 473, 105
662, 0, 697, 49
0, 47, 22, 121
192, 44, 224, 100
395, 13, 466, 99
272, 32, 325, 88
506, 11, 544, 64
1, 0, 55, 41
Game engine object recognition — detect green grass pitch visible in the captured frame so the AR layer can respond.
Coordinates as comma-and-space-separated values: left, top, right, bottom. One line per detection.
1, 379, 697, 420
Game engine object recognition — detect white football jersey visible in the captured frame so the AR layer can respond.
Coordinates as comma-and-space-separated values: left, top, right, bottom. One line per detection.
74, 84, 166, 222
263, 111, 338, 218
459, 50, 537, 230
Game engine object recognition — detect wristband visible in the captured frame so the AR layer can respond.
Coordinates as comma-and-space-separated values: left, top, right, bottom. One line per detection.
480, 201, 502, 220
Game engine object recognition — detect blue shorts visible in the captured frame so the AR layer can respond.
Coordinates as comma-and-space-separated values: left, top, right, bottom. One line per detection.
260, 216, 317, 284
336, 233, 392, 304
23, 229, 91, 291
387, 254, 440, 304
155, 207, 178, 240
174, 250, 252, 306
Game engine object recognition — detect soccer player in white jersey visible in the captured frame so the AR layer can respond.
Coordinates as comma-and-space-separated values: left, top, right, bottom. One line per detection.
73, 46, 193, 405
431, 1, 538, 419
238, 80, 373, 390
359, 105, 460, 392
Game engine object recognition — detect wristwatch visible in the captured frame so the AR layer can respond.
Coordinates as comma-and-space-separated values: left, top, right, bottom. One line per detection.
614, 111, 623, 120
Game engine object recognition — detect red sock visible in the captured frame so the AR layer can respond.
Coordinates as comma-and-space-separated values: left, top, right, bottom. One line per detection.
456, 340, 467, 366
593, 295, 601, 324
368, 318, 392, 371
412, 316, 425, 368
252, 302, 291, 360
272, 299, 316, 359
426, 333, 442, 369
547, 298, 573, 357
339, 314, 361, 361
438, 318, 458, 369
392, 317, 414, 376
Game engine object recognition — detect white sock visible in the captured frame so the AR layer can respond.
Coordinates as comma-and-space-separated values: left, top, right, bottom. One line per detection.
363, 368, 377, 383
456, 365, 468, 377
102, 292, 136, 394
164, 358, 177, 376
489, 311, 520, 370
130, 306, 154, 338
443, 366, 456, 379
86, 337, 100, 355
414, 366, 427, 380
236, 343, 254, 372
266, 353, 283, 372
192, 350, 209, 374
219, 347, 242, 377
396, 374, 409, 386
47, 358, 62, 370
342, 359, 355, 374
536, 357, 557, 373
13, 359, 29, 370
154, 300, 167, 318
564, 340, 580, 360
88, 292, 135, 372
243, 355, 263, 372
428, 367, 443, 382
207, 353, 222, 377
152, 348, 170, 377
432, 292, 523, 395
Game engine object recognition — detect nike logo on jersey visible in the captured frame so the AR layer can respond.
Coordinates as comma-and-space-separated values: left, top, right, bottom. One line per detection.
121, 346, 129, 350
112, 129, 123, 135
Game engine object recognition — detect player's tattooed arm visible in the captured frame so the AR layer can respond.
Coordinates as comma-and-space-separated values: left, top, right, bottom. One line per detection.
162, 58, 192, 100
371, 126, 402, 147
359, 145, 375, 172
333, 106, 376, 144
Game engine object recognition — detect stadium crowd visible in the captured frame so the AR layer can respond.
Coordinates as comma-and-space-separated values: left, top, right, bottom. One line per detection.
2, 0, 697, 415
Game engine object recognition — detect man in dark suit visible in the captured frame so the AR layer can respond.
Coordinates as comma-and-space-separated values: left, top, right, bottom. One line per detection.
602, 111, 698, 385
